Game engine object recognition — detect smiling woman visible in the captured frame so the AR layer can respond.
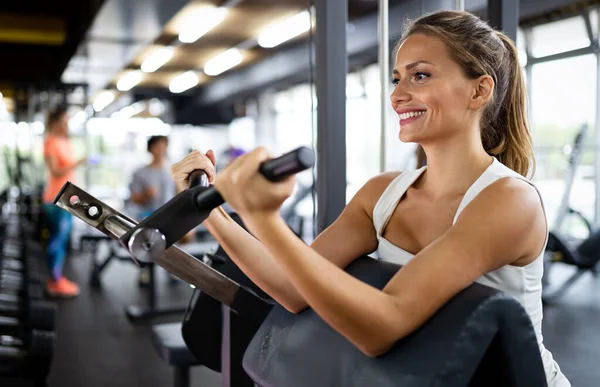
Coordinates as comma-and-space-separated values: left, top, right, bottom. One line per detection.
170, 9, 570, 387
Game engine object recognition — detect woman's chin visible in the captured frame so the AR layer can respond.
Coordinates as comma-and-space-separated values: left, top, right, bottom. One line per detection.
398, 131, 417, 143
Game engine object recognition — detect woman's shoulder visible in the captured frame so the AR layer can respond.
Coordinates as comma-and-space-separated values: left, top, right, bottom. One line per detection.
43, 134, 58, 151
366, 171, 404, 191
354, 171, 404, 210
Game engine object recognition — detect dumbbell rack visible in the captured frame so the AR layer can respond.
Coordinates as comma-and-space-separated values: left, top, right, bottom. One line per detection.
0, 191, 57, 386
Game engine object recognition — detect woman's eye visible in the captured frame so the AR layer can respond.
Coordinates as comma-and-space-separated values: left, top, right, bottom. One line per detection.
414, 72, 429, 81
391, 78, 400, 86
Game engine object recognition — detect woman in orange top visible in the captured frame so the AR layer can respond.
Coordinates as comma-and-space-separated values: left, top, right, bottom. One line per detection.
43, 107, 86, 298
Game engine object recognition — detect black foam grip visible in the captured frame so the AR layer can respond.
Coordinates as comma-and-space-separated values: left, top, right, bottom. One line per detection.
259, 146, 314, 182
189, 170, 210, 188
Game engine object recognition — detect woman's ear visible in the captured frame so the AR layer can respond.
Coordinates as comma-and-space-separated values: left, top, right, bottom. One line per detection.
470, 75, 494, 110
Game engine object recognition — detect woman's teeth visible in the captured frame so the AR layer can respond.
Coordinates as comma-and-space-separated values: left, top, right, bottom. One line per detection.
399, 111, 426, 120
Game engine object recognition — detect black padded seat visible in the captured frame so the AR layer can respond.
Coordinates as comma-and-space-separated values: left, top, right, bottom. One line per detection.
152, 322, 200, 387
243, 256, 548, 387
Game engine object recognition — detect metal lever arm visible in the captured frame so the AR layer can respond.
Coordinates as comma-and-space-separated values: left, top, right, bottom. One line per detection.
53, 182, 273, 322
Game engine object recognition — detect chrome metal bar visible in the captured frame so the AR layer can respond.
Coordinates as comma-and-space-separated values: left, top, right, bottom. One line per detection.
54, 182, 239, 306
379, 0, 389, 173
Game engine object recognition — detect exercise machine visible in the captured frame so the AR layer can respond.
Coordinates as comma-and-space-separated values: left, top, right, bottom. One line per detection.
543, 123, 600, 301
54, 147, 547, 387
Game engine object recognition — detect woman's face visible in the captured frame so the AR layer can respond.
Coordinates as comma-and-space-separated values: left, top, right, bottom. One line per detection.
390, 33, 479, 145
51, 113, 69, 135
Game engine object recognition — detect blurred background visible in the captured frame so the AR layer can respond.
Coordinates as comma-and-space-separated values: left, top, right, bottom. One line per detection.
0, 0, 599, 386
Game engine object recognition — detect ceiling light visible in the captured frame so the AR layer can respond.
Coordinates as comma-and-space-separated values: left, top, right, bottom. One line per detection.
203, 48, 243, 76
93, 91, 115, 112
114, 101, 147, 119
178, 7, 227, 44
117, 70, 143, 91
141, 47, 174, 73
257, 11, 311, 48
69, 110, 88, 128
169, 71, 199, 93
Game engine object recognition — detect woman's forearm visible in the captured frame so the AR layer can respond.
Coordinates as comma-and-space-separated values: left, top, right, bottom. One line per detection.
245, 213, 404, 357
203, 207, 307, 312
47, 160, 80, 178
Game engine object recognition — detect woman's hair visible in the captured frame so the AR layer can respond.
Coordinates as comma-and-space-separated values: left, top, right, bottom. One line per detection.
395, 10, 534, 177
46, 107, 68, 133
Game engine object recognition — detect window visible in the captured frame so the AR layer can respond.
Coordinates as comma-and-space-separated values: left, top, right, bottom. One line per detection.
531, 16, 591, 58
530, 54, 597, 234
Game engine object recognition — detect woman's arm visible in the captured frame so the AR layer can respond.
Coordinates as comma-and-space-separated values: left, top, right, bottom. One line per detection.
242, 177, 546, 357
203, 173, 394, 312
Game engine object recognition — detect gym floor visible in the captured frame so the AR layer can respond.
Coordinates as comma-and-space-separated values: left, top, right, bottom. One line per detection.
47, 250, 600, 387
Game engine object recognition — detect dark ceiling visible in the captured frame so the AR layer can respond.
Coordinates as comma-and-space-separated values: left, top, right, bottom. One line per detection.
0, 0, 105, 88
0, 0, 595, 123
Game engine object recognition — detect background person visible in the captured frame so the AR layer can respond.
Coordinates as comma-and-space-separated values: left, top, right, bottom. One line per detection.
42, 107, 86, 298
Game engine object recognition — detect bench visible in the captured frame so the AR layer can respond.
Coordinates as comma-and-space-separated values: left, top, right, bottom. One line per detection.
151, 322, 200, 387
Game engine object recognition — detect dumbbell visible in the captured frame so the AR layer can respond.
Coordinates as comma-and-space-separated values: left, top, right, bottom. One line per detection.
2, 241, 23, 259
0, 281, 44, 303
0, 302, 55, 337
0, 266, 43, 287
0, 265, 44, 292
1, 258, 23, 272
0, 329, 55, 381
0, 300, 55, 332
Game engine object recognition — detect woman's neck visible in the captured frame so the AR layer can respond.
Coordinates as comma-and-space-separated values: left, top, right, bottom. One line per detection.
49, 131, 67, 138
417, 134, 492, 200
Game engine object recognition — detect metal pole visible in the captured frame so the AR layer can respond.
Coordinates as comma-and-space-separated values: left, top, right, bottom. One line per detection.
315, 0, 347, 232
487, 0, 518, 43
594, 6, 600, 224
379, 0, 389, 173
456, 0, 465, 11
524, 28, 535, 142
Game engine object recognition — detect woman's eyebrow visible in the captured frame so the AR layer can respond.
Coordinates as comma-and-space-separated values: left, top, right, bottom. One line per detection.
392, 60, 434, 75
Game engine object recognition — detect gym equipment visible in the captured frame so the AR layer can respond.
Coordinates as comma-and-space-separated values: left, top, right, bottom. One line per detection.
54, 146, 548, 386
0, 329, 55, 381
120, 146, 315, 262
79, 230, 217, 322
151, 322, 201, 387
243, 256, 547, 387
180, 218, 272, 386
0, 189, 57, 385
0, 300, 55, 332
543, 123, 600, 301
54, 147, 312, 323
80, 231, 191, 321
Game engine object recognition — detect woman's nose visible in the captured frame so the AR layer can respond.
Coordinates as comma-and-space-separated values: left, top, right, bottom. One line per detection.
390, 81, 410, 107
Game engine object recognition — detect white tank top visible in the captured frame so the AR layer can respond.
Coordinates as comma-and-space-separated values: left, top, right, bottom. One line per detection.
372, 158, 570, 387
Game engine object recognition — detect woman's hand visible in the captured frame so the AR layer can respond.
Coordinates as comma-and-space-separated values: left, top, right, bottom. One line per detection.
170, 150, 217, 193
213, 147, 295, 219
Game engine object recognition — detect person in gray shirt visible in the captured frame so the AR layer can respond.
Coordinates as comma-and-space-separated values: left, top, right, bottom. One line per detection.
129, 135, 174, 219
129, 135, 179, 286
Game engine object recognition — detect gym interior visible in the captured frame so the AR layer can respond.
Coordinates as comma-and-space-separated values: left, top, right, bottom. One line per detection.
1, 0, 599, 386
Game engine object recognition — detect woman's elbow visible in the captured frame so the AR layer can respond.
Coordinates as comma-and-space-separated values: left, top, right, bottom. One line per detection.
359, 340, 396, 358
358, 323, 406, 358
282, 300, 308, 314
276, 292, 308, 314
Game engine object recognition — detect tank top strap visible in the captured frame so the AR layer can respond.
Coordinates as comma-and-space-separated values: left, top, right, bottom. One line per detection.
373, 167, 427, 236
452, 158, 542, 224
